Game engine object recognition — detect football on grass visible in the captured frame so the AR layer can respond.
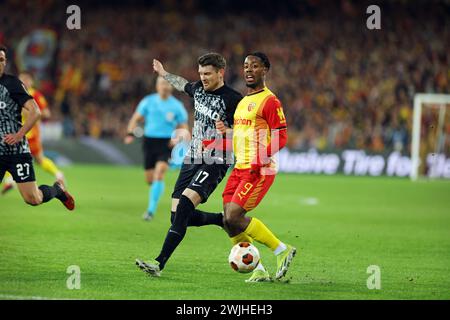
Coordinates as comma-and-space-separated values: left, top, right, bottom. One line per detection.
228, 242, 260, 273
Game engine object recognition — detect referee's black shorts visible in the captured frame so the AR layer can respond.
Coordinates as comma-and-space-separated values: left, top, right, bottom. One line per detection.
142, 137, 172, 170
171, 160, 230, 203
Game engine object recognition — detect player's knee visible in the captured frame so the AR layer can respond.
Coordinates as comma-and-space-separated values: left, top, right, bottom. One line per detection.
172, 196, 194, 227
177, 195, 194, 215
170, 211, 175, 224
222, 215, 227, 228
23, 193, 42, 206
224, 214, 242, 229
154, 171, 165, 181
145, 171, 154, 184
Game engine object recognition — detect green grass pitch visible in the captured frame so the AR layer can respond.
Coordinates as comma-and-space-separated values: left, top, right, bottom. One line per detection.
1, 164, 449, 300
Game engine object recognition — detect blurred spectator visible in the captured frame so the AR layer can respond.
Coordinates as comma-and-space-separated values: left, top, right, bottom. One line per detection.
60, 94, 75, 137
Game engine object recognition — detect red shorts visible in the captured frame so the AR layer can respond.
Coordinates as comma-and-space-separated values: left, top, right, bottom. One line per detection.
222, 168, 275, 212
28, 136, 43, 157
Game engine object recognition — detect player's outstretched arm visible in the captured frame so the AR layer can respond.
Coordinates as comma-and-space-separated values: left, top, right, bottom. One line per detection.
153, 59, 188, 92
3, 99, 41, 145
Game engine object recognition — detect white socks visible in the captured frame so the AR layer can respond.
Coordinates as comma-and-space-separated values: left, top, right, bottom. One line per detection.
273, 242, 287, 256
255, 261, 266, 272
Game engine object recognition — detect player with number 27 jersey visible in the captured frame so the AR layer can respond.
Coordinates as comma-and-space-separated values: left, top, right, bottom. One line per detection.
0, 45, 74, 210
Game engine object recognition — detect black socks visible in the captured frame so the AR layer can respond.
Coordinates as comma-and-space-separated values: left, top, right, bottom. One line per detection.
39, 183, 67, 203
38, 185, 58, 203
156, 195, 195, 270
171, 209, 224, 227
157, 196, 226, 270
190, 209, 224, 227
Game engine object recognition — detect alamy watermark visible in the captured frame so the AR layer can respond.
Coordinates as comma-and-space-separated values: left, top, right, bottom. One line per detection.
66, 5, 81, 30
169, 127, 282, 173
66, 6, 381, 33
66, 265, 81, 290
367, 265, 381, 289
366, 5, 381, 30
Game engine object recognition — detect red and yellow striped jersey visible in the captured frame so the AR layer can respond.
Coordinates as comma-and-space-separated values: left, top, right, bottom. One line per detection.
233, 87, 287, 170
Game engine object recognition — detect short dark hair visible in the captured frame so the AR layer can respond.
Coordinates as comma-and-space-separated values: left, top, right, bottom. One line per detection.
198, 52, 226, 70
0, 45, 7, 56
247, 52, 270, 70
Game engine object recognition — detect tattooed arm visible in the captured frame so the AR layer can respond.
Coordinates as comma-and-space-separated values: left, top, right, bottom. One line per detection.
153, 59, 189, 92
162, 73, 189, 92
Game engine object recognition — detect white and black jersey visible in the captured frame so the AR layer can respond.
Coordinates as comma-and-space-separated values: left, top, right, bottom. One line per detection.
0, 74, 33, 155
184, 80, 242, 160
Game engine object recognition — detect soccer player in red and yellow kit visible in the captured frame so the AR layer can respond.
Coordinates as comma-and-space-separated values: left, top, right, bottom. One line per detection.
221, 52, 296, 282
2, 72, 65, 194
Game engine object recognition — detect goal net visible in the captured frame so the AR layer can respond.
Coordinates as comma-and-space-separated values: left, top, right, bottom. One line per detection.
411, 93, 450, 180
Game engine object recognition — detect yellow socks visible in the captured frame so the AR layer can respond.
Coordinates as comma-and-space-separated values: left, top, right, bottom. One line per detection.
230, 232, 253, 245
228, 217, 284, 255
40, 157, 60, 176
244, 217, 281, 251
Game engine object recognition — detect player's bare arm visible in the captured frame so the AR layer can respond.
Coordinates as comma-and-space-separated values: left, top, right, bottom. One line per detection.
124, 112, 144, 144
41, 107, 51, 120
3, 99, 41, 145
22, 104, 50, 122
153, 59, 188, 92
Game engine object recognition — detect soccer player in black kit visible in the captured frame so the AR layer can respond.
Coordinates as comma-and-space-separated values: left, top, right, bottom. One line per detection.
136, 53, 242, 276
0, 45, 74, 210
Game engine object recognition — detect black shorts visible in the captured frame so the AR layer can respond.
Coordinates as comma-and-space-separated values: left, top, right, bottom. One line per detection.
143, 137, 172, 170
0, 153, 36, 183
172, 160, 230, 203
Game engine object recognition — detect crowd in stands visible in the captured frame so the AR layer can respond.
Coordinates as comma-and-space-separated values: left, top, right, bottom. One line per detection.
1, 0, 448, 153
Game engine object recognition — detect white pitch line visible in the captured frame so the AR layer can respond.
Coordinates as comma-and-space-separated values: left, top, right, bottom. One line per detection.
0, 294, 74, 300
299, 197, 319, 206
